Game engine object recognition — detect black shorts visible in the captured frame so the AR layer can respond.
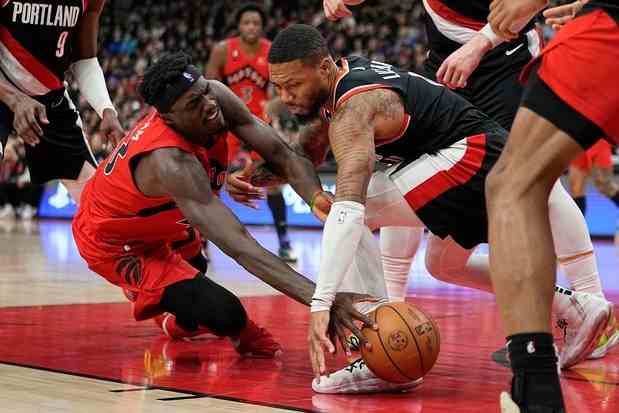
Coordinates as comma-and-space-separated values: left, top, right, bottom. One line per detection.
521, 68, 603, 150
424, 30, 541, 131
0, 87, 96, 184
388, 124, 507, 249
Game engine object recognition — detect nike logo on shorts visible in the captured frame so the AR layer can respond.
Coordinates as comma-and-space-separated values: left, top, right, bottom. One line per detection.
505, 44, 524, 56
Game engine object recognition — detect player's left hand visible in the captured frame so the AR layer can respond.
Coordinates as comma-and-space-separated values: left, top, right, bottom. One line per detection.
489, 0, 548, 40
100, 108, 125, 147
323, 0, 365, 21
543, 0, 586, 31
437, 34, 492, 89
226, 159, 265, 209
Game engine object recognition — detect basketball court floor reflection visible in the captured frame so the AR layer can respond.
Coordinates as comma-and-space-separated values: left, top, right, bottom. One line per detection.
0, 220, 617, 412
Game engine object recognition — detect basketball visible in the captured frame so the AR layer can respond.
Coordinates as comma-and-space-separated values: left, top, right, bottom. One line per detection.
360, 302, 440, 383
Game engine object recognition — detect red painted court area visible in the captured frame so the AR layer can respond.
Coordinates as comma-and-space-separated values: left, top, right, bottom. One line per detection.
1, 292, 617, 412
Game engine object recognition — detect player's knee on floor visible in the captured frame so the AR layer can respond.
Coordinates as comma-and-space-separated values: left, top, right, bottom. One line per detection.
160, 274, 247, 337
190, 273, 247, 337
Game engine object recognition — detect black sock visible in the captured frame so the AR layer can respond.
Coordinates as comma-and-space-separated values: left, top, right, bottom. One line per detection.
507, 333, 565, 410
573, 196, 586, 215
612, 192, 619, 209
267, 191, 290, 248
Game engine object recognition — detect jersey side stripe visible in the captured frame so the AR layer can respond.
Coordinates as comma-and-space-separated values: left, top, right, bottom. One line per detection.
0, 26, 63, 92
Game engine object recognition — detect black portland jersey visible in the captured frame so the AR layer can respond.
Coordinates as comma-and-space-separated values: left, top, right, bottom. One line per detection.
0, 0, 86, 95
323, 56, 495, 164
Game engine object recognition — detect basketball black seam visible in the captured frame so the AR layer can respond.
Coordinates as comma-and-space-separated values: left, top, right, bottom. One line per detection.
374, 306, 418, 382
386, 304, 426, 375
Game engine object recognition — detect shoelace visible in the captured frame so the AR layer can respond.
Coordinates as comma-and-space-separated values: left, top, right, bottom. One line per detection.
345, 358, 366, 373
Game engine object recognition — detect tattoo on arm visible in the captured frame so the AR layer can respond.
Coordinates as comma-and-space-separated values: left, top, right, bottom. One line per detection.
329, 89, 401, 203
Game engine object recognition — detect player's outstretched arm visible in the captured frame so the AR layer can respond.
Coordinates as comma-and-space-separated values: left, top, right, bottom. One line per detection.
248, 117, 330, 187
212, 80, 323, 203
73, 0, 124, 145
151, 147, 316, 305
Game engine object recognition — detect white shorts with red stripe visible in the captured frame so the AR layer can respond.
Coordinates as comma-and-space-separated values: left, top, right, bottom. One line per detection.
376, 128, 506, 249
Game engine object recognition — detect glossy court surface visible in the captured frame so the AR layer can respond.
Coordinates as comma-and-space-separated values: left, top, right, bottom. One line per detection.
0, 220, 617, 412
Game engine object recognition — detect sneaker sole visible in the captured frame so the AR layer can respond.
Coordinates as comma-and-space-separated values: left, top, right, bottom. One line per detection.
312, 377, 423, 394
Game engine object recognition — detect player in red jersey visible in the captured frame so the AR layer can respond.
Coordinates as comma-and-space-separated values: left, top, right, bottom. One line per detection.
0, 0, 123, 203
569, 140, 619, 215
486, 1, 619, 411
207, 3, 297, 262
72, 52, 373, 357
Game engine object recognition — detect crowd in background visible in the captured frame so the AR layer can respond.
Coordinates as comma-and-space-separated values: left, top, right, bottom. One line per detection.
73, 0, 430, 157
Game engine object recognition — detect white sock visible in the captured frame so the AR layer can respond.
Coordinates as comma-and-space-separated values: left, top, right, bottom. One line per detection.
380, 227, 423, 302
547, 181, 605, 299
553, 286, 575, 316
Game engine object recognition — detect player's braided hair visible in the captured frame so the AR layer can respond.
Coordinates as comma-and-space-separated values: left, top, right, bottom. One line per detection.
138, 52, 192, 107
268, 24, 329, 65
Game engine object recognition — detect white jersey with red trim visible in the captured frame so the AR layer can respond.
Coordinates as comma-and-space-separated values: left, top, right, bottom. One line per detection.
323, 56, 496, 164
422, 0, 537, 60
0, 0, 87, 96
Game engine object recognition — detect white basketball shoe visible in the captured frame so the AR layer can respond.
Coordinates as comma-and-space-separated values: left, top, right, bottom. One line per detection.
312, 358, 423, 394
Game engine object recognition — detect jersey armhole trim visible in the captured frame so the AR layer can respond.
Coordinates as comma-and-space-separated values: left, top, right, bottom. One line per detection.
334, 84, 392, 111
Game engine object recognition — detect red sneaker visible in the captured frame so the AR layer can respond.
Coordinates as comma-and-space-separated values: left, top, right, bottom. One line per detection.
153, 313, 214, 340
231, 320, 282, 358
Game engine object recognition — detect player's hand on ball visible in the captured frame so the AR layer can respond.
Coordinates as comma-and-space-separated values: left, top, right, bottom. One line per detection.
543, 0, 587, 31
330, 292, 378, 354
323, 0, 365, 21
489, 0, 548, 40
10, 93, 48, 146
437, 34, 491, 89
100, 108, 125, 147
225, 160, 265, 209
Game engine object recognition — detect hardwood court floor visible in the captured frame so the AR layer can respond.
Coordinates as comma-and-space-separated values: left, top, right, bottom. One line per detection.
0, 219, 617, 412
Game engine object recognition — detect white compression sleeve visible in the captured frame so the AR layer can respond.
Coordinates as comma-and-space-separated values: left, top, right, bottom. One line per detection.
71, 57, 116, 118
311, 201, 366, 312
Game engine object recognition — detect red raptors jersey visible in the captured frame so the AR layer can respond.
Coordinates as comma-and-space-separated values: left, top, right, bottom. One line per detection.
0, 0, 87, 95
222, 36, 270, 119
73, 110, 228, 262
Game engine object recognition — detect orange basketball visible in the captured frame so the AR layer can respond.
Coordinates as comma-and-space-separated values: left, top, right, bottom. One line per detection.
360, 302, 440, 383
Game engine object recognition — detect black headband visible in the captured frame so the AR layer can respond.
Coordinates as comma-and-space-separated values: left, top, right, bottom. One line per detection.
152, 65, 202, 113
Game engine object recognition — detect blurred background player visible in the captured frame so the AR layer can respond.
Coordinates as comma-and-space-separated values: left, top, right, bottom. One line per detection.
0, 0, 123, 203
569, 140, 619, 215
206, 2, 296, 262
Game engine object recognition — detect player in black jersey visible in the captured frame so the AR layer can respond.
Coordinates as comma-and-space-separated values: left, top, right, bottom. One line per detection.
0, 0, 123, 203
323, 0, 618, 367
254, 24, 610, 395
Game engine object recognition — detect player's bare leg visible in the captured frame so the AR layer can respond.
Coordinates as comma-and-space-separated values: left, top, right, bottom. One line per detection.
486, 107, 603, 412
61, 162, 96, 205
568, 165, 589, 214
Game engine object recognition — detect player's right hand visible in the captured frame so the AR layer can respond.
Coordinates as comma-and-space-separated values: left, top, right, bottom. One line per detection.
543, 0, 587, 31
323, 0, 365, 21
10, 94, 49, 146
225, 159, 265, 209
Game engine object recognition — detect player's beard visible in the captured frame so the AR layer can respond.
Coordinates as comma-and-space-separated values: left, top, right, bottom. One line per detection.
295, 88, 329, 125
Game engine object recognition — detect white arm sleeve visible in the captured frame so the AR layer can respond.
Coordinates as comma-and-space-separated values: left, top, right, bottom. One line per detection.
71, 57, 116, 118
311, 201, 366, 312
479, 23, 505, 48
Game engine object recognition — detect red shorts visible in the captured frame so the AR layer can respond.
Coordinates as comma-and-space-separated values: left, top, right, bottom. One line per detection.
571, 139, 614, 171
526, 9, 619, 143
86, 230, 204, 322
